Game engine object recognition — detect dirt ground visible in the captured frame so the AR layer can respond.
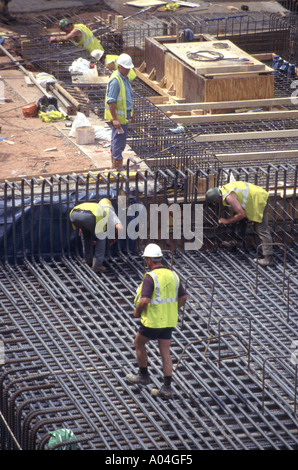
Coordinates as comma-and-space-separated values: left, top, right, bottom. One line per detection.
0, 1, 140, 181
0, 77, 101, 179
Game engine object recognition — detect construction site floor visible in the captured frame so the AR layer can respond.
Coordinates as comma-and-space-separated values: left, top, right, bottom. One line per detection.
1, 246, 298, 451
0, 0, 298, 454
0, 55, 144, 180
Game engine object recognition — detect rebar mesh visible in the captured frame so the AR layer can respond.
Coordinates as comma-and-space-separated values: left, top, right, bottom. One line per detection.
0, 168, 298, 450
1, 8, 298, 452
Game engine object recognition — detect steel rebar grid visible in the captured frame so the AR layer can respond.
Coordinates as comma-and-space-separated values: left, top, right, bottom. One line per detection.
9, 9, 297, 79
0, 168, 298, 450
1, 10, 298, 449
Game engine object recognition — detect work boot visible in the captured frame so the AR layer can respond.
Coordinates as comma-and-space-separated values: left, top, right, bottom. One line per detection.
222, 239, 243, 249
253, 256, 274, 267
92, 265, 107, 273
126, 373, 150, 385
111, 158, 123, 171
151, 384, 173, 399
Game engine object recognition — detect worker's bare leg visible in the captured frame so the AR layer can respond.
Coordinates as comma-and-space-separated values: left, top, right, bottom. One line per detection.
158, 338, 172, 376
150, 338, 174, 398
126, 332, 151, 385
134, 331, 151, 368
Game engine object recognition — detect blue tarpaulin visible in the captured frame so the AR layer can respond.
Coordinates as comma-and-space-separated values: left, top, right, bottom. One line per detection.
0, 190, 137, 264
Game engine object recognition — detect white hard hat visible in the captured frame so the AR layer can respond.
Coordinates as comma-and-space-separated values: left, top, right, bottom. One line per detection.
117, 53, 134, 69
142, 243, 163, 259
91, 49, 104, 61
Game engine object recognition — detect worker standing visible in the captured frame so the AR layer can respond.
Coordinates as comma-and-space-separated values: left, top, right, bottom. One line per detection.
126, 244, 187, 398
69, 198, 123, 272
91, 50, 137, 82
206, 181, 274, 266
104, 53, 135, 171
50, 19, 104, 55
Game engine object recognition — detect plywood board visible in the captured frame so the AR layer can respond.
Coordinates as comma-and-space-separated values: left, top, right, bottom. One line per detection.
126, 0, 166, 6
71, 75, 109, 84
165, 40, 269, 75
205, 74, 274, 102
127, 0, 198, 6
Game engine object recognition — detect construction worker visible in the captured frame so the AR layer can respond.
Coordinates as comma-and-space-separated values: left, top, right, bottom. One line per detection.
50, 19, 104, 55
91, 49, 137, 81
104, 53, 135, 171
69, 198, 123, 272
126, 243, 187, 398
206, 181, 274, 266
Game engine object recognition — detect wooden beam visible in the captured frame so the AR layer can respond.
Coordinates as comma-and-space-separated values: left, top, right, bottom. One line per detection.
194, 129, 298, 142
138, 61, 146, 73
215, 149, 298, 162
158, 76, 167, 88
148, 68, 156, 80
157, 97, 296, 112
135, 68, 170, 97
168, 109, 298, 124
252, 53, 275, 61
115, 15, 123, 31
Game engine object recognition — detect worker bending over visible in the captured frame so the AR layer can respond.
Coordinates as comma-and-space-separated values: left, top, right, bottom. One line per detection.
69, 198, 123, 272
126, 244, 187, 398
50, 19, 104, 55
206, 181, 274, 266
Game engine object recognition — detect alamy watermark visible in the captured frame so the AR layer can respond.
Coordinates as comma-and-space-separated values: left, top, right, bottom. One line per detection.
0, 81, 4, 104
94, 196, 203, 251
0, 341, 4, 366
291, 79, 298, 105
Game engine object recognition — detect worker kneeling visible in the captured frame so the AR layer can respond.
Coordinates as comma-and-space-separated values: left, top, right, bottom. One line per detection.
69, 198, 123, 272
126, 244, 187, 398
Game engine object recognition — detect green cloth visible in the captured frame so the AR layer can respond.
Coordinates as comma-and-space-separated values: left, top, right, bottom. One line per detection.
48, 428, 77, 450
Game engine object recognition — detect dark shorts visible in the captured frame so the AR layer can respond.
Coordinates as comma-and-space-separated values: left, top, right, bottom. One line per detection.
138, 324, 173, 340
70, 210, 95, 233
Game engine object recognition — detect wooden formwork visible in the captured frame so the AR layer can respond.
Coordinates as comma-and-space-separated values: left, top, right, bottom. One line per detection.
141, 35, 274, 105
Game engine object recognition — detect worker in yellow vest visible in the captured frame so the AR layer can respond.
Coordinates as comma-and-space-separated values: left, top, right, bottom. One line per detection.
50, 18, 104, 55
69, 198, 123, 272
104, 53, 135, 171
206, 181, 274, 266
126, 244, 187, 398
91, 49, 136, 81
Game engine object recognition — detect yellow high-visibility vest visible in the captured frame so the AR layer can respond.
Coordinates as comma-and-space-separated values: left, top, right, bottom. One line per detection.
104, 71, 133, 124
221, 181, 269, 223
72, 24, 104, 54
134, 268, 180, 328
